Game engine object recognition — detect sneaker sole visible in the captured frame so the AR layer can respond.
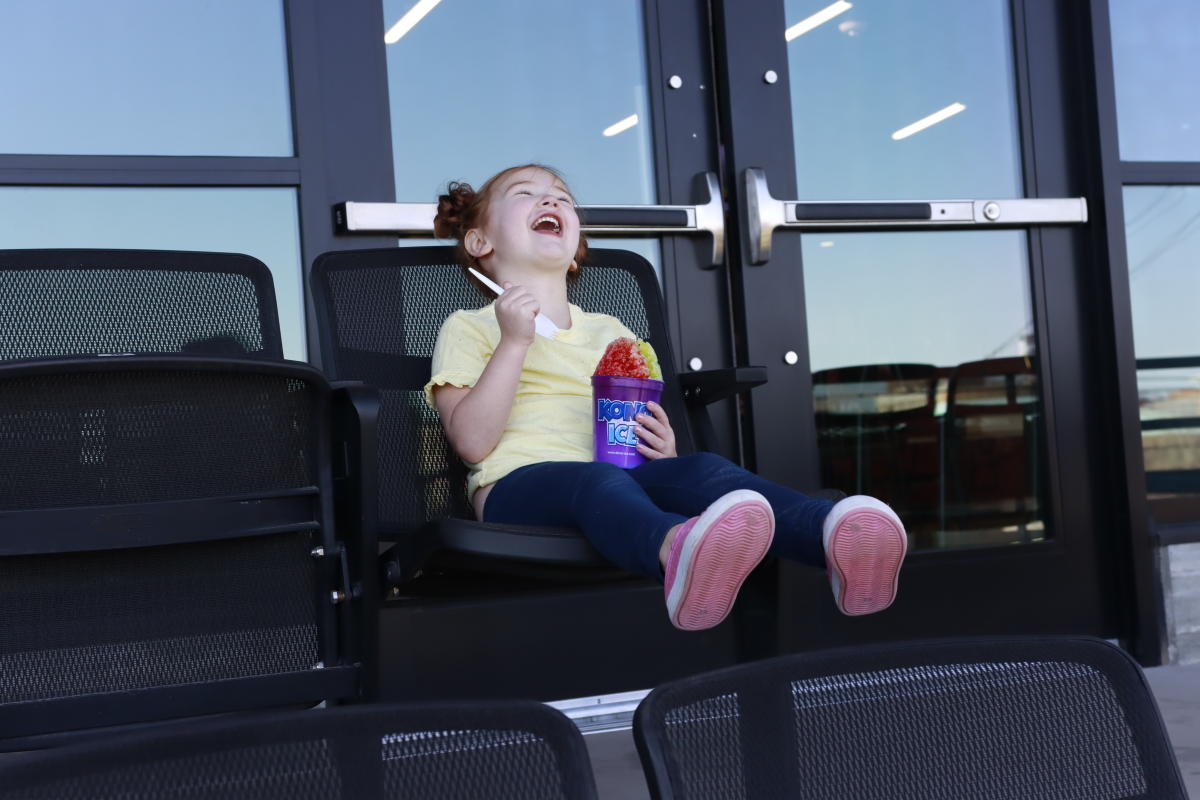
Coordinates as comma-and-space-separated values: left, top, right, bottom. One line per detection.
667, 490, 774, 631
826, 505, 907, 616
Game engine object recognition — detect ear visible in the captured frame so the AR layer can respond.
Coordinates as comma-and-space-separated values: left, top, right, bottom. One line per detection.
464, 228, 493, 260
568, 260, 579, 273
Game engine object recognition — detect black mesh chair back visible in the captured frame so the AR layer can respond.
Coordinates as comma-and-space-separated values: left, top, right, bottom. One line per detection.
310, 246, 688, 568
0, 701, 598, 800
0, 249, 283, 360
633, 636, 1187, 799
0, 356, 359, 745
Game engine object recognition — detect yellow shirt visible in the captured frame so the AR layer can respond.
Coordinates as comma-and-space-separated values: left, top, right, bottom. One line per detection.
424, 303, 636, 499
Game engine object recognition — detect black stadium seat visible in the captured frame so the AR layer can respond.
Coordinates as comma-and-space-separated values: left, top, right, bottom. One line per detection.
0, 701, 599, 799
634, 636, 1188, 799
0, 248, 283, 361
309, 245, 777, 584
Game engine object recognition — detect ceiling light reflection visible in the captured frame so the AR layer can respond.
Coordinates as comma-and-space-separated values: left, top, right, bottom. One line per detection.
385, 0, 444, 44
891, 102, 967, 141
785, 1, 853, 41
603, 114, 639, 137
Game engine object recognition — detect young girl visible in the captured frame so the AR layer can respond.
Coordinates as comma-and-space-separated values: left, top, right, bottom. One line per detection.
425, 164, 907, 632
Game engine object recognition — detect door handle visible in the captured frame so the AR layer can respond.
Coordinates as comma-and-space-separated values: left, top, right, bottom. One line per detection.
335, 171, 726, 267
743, 168, 1088, 264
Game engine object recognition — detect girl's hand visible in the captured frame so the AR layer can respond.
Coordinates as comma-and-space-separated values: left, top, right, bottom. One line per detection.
635, 401, 677, 460
495, 282, 538, 347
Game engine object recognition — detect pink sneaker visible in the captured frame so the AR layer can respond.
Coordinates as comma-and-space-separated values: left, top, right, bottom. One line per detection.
663, 489, 775, 631
823, 496, 908, 616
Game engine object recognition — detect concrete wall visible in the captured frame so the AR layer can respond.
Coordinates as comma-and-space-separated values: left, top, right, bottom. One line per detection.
1164, 542, 1200, 665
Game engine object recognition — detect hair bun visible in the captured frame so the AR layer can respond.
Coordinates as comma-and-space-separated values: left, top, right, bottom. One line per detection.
434, 181, 475, 239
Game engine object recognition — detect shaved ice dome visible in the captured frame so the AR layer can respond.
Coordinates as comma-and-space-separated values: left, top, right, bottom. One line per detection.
594, 337, 663, 380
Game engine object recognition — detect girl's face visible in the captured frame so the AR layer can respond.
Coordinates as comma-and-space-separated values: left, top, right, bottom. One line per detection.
469, 167, 580, 275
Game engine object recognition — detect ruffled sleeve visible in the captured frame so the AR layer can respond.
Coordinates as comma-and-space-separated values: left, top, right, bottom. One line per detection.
423, 310, 495, 409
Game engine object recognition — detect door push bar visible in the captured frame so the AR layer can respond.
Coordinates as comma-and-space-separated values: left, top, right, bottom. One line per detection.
334, 172, 726, 267
744, 167, 1089, 265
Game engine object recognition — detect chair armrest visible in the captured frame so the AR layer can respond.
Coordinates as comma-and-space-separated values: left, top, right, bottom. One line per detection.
678, 367, 767, 455
679, 366, 768, 408
330, 382, 381, 698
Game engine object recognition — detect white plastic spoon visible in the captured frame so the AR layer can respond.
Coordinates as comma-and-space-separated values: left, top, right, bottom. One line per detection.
467, 267, 561, 338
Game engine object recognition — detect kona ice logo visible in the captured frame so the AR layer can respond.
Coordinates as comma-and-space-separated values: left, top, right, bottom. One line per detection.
597, 397, 647, 446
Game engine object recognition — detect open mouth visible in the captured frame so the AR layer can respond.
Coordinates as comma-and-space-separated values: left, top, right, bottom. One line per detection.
531, 214, 562, 235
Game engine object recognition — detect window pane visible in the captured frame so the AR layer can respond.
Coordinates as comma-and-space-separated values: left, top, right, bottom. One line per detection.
804, 231, 1045, 552
1110, 0, 1200, 162
0, 1, 292, 156
382, 0, 659, 271
1124, 186, 1200, 506
783, 0, 1022, 199
0, 187, 304, 359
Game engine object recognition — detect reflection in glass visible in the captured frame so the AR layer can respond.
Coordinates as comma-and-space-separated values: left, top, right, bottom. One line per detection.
0, 1, 292, 156
1124, 186, 1200, 502
381, 0, 661, 273
0, 188, 305, 359
804, 232, 1044, 551
1109, 0, 1200, 162
783, 0, 1022, 199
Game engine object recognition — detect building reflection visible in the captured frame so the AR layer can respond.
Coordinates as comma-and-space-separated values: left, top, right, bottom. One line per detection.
813, 356, 1044, 552
1138, 359, 1200, 499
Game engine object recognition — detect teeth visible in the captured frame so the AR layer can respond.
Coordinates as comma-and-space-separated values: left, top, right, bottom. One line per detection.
533, 215, 561, 232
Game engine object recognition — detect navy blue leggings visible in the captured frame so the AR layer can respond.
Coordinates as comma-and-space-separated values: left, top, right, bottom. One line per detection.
482, 453, 834, 580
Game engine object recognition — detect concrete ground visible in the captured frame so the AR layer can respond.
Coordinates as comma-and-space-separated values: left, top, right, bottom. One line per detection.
585, 662, 1200, 799
1146, 662, 1200, 798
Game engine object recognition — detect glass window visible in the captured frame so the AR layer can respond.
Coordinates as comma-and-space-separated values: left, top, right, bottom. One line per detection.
1124, 186, 1200, 504
804, 231, 1043, 552
783, 0, 1022, 200
1110, 0, 1200, 162
0, 1, 292, 156
783, 1, 1041, 552
0, 187, 305, 359
381, 0, 659, 270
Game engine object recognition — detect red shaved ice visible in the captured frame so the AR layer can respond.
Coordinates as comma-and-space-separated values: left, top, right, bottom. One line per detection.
594, 337, 650, 378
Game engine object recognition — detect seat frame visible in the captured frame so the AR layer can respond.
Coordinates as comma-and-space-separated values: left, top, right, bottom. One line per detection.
0, 356, 377, 746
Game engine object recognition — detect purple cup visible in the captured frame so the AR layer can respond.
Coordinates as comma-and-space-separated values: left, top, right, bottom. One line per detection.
592, 375, 665, 469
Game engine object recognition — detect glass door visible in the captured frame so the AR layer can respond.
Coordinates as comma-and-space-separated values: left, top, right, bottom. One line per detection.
707, 0, 1119, 647
779, 0, 1038, 550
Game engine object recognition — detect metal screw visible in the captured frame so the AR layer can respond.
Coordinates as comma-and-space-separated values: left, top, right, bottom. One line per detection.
983, 202, 1001, 221
689, 357, 704, 371
763, 70, 779, 84
310, 546, 325, 558
330, 589, 346, 604
783, 351, 799, 365
668, 75, 683, 89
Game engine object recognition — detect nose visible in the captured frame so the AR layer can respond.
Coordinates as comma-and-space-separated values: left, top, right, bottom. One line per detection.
538, 193, 560, 207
